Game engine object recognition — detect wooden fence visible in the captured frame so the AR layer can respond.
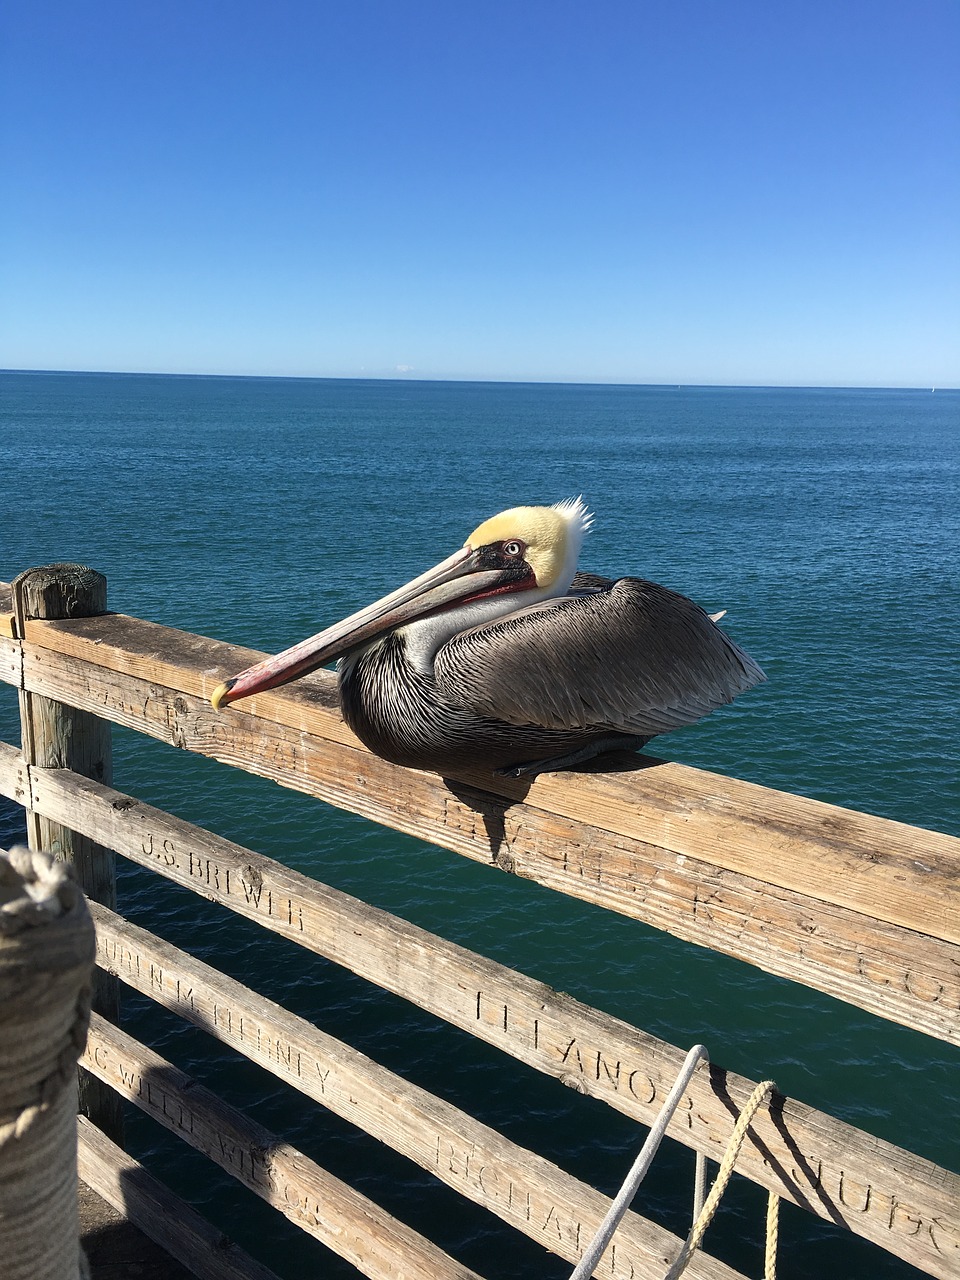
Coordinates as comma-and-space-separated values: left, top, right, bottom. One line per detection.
0, 566, 957, 1280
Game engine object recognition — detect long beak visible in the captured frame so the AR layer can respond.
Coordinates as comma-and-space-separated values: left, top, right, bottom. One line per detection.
211, 545, 513, 710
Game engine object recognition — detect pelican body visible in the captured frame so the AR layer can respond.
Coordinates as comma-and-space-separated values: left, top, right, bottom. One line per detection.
212, 499, 765, 776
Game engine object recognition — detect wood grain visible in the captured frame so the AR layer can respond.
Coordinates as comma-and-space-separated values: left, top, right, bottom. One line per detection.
2, 622, 957, 1045
84, 895, 960, 1278
16, 609, 960, 944
0, 587, 955, 1278
10, 567, 121, 1144
82, 1014, 750, 1280
0, 582, 13, 638
77, 1117, 282, 1280
81, 1018, 490, 1280
1, 745, 953, 1274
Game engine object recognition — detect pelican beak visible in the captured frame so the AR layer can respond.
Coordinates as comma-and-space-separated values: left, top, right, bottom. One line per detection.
211, 545, 525, 710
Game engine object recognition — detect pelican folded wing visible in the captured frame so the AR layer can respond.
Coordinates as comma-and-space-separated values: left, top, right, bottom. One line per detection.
434, 577, 765, 738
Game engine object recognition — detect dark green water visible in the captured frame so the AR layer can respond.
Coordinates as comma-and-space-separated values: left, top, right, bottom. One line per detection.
2, 371, 958, 1278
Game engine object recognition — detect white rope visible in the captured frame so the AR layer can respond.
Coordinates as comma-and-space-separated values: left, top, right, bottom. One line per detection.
568, 1044, 709, 1280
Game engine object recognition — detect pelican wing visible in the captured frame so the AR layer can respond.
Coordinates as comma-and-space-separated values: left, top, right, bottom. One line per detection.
434, 577, 765, 735
570, 570, 616, 593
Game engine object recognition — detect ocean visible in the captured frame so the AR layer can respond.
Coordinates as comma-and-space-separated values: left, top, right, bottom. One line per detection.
2, 371, 958, 1278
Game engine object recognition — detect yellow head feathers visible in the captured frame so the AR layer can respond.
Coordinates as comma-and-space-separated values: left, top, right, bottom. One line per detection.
466, 496, 593, 592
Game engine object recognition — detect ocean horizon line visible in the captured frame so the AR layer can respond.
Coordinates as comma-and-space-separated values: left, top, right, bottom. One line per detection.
2, 367, 955, 394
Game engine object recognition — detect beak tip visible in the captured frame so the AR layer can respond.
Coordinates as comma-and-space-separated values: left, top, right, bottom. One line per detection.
211, 679, 235, 712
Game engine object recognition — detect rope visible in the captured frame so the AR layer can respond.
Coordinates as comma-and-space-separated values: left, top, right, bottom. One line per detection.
664, 1078, 778, 1280
692, 1149, 707, 1223
568, 1049, 779, 1280
0, 844, 96, 1280
568, 1045, 709, 1280
764, 1188, 780, 1280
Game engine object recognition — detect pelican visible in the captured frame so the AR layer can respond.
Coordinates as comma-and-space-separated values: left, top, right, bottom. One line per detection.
211, 498, 765, 776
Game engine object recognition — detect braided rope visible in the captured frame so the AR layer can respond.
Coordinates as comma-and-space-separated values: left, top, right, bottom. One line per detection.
764, 1188, 780, 1280
0, 845, 96, 1280
664, 1078, 778, 1280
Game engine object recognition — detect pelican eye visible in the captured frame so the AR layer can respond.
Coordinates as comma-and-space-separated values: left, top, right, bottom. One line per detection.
502, 540, 525, 558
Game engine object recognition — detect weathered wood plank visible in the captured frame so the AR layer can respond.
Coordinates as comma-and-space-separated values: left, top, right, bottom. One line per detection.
0, 604, 956, 1274
0, 630, 20, 686
12, 611, 960, 946
2, 749, 953, 1273
0, 581, 13, 637
2, 635, 958, 1047
82, 1014, 746, 1280
88, 904, 745, 1280
4, 747, 928, 1233
87, 897, 960, 1279
81, 1017, 489, 1280
77, 1116, 282, 1280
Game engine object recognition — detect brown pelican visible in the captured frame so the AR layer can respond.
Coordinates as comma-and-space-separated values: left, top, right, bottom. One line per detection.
211, 499, 764, 776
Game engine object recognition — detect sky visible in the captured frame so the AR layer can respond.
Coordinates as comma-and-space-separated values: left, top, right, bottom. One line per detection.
2, 1, 958, 387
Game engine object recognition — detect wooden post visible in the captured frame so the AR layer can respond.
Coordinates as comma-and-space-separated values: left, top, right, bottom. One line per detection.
13, 563, 122, 1144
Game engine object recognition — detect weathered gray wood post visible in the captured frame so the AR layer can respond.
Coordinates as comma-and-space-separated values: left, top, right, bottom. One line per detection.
13, 564, 122, 1144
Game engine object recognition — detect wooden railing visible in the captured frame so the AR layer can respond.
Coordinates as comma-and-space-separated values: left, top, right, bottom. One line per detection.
1, 568, 957, 1280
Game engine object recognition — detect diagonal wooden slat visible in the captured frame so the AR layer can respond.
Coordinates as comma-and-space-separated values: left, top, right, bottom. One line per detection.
82, 1014, 749, 1280
77, 1117, 283, 1280
0, 746, 955, 1276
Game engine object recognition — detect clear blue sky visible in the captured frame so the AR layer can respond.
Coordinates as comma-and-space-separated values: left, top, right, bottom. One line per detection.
3, 1, 958, 386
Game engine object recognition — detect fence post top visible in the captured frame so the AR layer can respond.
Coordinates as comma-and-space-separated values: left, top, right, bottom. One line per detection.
11, 565, 107, 632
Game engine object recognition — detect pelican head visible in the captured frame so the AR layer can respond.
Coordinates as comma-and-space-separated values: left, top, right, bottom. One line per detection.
211, 497, 593, 710
467, 496, 592, 596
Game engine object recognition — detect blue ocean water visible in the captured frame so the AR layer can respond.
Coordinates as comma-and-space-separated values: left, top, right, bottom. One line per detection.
1, 371, 958, 1278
